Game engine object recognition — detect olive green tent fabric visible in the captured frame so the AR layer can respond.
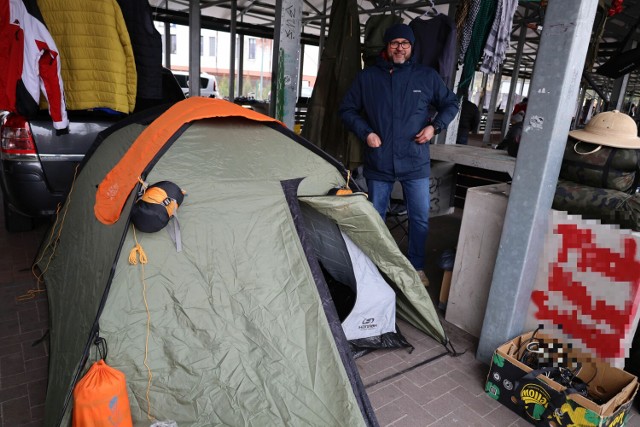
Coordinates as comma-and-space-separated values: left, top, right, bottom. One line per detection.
39, 114, 448, 426
39, 123, 146, 427
300, 195, 447, 342
98, 129, 363, 425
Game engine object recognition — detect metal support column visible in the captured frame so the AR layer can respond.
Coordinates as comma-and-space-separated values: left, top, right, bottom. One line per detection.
610, 40, 637, 111
444, 68, 463, 145
164, 0, 171, 69
229, 0, 237, 101
482, 69, 503, 145
520, 78, 527, 96
318, 0, 328, 66
298, 43, 305, 99
477, 0, 599, 363
573, 84, 587, 128
270, 0, 302, 128
188, 1, 201, 97
238, 33, 245, 98
478, 73, 489, 110
501, 22, 528, 138
611, 75, 630, 111
442, 0, 464, 146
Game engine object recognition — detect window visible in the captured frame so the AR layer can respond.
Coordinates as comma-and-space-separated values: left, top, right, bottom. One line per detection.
173, 74, 188, 87
170, 34, 177, 54
248, 38, 256, 60
209, 36, 216, 56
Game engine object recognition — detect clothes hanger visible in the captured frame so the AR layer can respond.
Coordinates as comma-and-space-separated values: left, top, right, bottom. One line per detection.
420, 0, 439, 19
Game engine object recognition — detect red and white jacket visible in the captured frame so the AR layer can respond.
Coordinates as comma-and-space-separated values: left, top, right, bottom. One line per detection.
1, 0, 68, 129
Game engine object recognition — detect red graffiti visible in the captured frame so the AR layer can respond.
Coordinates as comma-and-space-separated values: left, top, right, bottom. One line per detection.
532, 223, 640, 359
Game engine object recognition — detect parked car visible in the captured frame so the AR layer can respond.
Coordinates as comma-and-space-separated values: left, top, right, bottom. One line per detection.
300, 86, 313, 99
172, 70, 220, 99
0, 69, 184, 232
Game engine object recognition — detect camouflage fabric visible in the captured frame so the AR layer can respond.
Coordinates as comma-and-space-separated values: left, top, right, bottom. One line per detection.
559, 140, 639, 192
553, 179, 640, 231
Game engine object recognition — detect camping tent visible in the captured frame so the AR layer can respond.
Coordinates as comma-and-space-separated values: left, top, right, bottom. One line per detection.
38, 97, 448, 426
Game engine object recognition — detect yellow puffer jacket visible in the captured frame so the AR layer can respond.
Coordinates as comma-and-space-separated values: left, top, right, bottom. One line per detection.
38, 0, 137, 113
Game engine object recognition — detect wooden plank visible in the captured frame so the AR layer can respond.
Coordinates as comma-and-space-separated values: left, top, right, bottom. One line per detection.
430, 144, 516, 177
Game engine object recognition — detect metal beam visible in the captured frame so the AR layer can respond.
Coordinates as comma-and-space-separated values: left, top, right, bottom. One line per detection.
477, 0, 600, 363
152, 8, 320, 46
583, 71, 610, 102
238, 0, 260, 19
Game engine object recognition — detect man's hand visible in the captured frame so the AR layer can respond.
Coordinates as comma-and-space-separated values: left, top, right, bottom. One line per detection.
366, 132, 382, 148
415, 125, 435, 144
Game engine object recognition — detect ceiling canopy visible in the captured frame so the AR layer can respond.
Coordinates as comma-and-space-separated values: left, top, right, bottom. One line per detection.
150, 0, 640, 99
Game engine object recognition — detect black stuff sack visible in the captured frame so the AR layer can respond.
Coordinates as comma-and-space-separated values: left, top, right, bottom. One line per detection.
131, 181, 185, 233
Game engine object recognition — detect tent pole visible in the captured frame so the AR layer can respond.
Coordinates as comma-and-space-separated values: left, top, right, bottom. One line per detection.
364, 350, 452, 388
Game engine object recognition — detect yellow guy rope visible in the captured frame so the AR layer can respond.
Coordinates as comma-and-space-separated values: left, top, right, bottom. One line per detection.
128, 225, 155, 421
18, 164, 80, 302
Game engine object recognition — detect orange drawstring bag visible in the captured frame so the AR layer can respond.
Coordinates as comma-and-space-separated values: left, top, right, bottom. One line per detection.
72, 359, 133, 427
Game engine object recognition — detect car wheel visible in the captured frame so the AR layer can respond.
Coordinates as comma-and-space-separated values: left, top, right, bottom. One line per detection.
3, 199, 34, 232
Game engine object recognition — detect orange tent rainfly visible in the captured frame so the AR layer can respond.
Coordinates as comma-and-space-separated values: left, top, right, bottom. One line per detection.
94, 97, 282, 225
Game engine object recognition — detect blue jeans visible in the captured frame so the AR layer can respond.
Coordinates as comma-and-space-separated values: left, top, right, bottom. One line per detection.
367, 177, 430, 270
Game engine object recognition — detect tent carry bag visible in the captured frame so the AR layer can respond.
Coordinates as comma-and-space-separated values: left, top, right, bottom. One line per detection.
72, 359, 133, 427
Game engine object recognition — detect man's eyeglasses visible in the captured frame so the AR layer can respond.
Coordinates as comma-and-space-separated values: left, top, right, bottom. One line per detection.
389, 41, 411, 49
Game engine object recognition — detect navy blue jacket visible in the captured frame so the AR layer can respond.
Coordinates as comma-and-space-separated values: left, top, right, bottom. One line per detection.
339, 55, 458, 181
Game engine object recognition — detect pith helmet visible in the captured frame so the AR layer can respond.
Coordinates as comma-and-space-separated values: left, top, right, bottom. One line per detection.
569, 110, 640, 149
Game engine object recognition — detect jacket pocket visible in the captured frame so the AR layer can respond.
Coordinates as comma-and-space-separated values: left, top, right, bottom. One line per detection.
365, 145, 386, 174
410, 90, 429, 116
411, 142, 429, 169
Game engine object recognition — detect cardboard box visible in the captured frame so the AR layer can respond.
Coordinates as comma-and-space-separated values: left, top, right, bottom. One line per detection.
485, 331, 638, 426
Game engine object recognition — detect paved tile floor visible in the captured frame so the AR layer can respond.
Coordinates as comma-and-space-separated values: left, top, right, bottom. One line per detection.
1, 194, 638, 426
0, 211, 49, 427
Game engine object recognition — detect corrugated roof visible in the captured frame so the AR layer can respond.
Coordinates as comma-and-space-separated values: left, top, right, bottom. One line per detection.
150, 0, 640, 98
